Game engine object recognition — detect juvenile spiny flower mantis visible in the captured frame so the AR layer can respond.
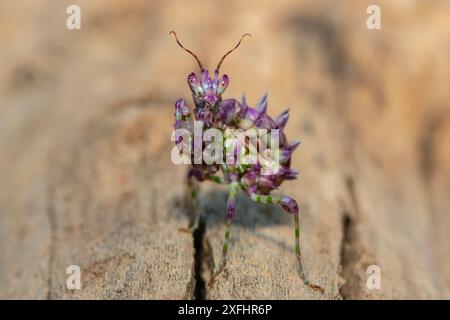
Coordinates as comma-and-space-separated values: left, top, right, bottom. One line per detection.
170, 31, 324, 293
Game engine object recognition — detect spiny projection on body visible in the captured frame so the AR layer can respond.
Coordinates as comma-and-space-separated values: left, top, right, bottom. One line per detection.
170, 31, 324, 293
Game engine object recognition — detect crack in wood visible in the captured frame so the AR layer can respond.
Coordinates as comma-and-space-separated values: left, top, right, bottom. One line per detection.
338, 176, 361, 300
192, 218, 206, 300
338, 211, 354, 300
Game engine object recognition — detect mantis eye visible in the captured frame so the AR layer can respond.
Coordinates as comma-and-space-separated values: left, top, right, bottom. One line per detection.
187, 72, 198, 84
187, 72, 202, 95
216, 74, 229, 95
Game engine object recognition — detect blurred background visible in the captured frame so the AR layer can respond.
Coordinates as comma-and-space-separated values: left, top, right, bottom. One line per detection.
0, 0, 449, 299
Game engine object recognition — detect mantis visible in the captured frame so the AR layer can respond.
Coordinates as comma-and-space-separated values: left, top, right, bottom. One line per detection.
171, 31, 324, 293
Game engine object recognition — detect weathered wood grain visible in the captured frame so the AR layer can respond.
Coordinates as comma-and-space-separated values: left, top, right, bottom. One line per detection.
46, 104, 195, 299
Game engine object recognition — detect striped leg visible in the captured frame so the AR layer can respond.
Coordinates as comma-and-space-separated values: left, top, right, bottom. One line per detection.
208, 181, 239, 286
206, 174, 226, 185
250, 193, 324, 294
187, 169, 202, 232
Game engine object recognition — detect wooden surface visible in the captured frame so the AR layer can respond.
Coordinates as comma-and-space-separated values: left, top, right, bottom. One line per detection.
0, 0, 449, 299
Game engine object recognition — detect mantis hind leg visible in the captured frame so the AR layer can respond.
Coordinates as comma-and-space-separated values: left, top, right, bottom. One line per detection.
250, 193, 324, 294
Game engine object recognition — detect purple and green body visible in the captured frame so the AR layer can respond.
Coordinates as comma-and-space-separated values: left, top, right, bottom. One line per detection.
170, 31, 324, 293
